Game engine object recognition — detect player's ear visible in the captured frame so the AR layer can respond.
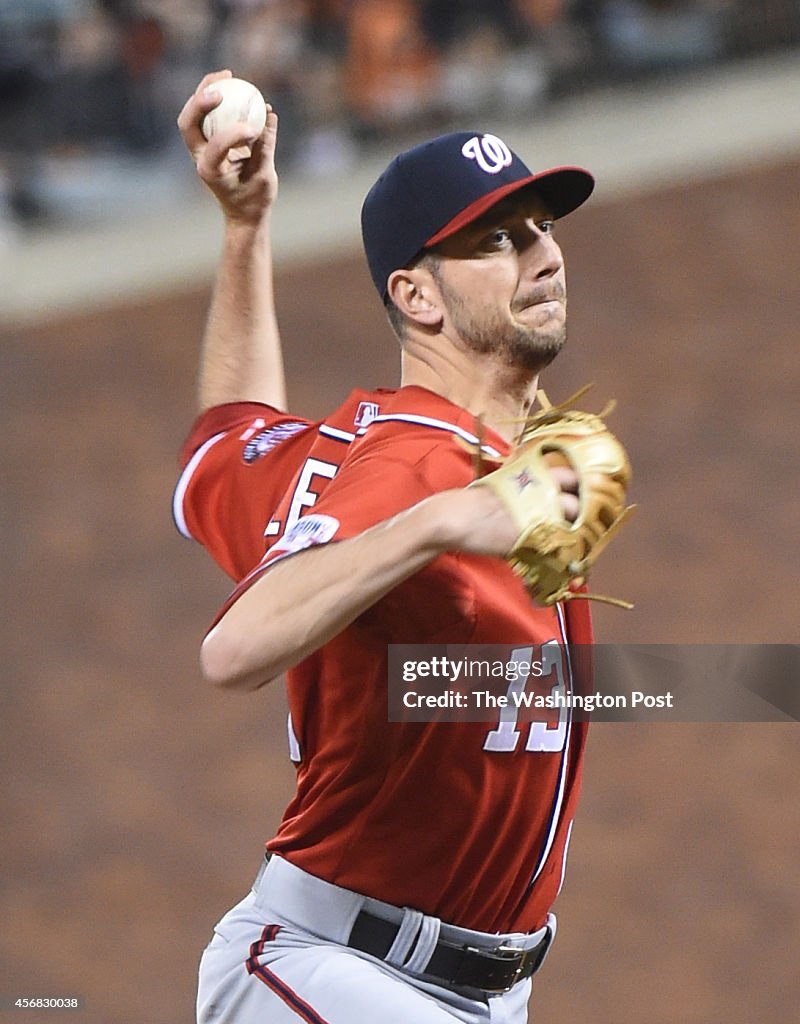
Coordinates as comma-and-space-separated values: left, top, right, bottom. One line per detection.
387, 266, 443, 330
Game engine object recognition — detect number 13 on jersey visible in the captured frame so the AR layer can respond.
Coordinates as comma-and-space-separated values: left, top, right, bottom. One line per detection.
483, 640, 569, 753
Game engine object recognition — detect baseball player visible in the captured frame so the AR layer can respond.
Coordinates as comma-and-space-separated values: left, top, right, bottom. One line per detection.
176, 72, 606, 1024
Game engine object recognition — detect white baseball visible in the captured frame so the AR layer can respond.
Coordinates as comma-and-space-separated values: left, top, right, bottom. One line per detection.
202, 78, 267, 141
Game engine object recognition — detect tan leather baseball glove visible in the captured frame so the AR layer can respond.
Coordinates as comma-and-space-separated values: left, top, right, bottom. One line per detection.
470, 387, 636, 608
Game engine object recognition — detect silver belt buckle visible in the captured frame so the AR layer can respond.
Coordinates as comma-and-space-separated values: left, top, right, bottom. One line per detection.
480, 943, 529, 994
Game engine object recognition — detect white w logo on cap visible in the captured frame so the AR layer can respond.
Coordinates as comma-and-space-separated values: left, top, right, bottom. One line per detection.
461, 134, 513, 174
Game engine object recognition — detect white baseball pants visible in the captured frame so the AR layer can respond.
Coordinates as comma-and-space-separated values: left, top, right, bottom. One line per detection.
197, 856, 553, 1024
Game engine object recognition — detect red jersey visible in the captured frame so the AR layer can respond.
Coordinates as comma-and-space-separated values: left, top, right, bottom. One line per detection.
173, 390, 384, 580
177, 386, 592, 934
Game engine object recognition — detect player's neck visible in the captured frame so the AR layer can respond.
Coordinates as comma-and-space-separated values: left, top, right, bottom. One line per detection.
400, 347, 538, 443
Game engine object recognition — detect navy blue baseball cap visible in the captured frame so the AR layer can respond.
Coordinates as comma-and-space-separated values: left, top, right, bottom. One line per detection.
361, 131, 594, 300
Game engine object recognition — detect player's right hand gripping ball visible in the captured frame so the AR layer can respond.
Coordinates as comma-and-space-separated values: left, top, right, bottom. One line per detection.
470, 391, 635, 607
202, 77, 267, 141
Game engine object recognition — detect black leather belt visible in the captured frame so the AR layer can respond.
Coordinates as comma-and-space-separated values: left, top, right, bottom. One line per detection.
348, 910, 552, 994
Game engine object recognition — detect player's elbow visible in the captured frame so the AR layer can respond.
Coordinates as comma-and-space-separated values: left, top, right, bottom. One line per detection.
200, 627, 240, 688
200, 625, 277, 691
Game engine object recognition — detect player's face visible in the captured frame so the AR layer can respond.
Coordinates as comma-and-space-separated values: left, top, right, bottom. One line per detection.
428, 194, 567, 373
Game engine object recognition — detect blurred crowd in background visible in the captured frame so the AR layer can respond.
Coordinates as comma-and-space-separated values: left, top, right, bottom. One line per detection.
1, 0, 799, 230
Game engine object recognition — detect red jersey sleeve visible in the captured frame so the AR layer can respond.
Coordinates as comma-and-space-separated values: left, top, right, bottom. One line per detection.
173, 402, 316, 580
207, 423, 483, 634
274, 423, 480, 546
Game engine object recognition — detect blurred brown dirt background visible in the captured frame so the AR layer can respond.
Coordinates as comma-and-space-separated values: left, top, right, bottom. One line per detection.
1, 157, 798, 1024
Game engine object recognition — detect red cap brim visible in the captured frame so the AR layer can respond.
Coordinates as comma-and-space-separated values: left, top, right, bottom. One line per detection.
425, 167, 594, 247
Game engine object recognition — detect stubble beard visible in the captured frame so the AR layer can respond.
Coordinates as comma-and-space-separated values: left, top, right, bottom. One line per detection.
439, 279, 567, 374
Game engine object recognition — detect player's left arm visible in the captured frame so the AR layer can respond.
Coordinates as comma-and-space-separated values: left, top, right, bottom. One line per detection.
177, 70, 286, 413
199, 440, 578, 691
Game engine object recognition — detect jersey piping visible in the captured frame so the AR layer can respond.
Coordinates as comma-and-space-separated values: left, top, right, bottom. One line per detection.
357, 413, 503, 458
172, 431, 228, 540
527, 601, 572, 888
318, 424, 357, 443
556, 820, 575, 898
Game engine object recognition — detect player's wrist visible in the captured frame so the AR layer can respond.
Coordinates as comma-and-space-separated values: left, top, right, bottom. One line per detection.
411, 487, 521, 559
222, 208, 274, 246
224, 198, 274, 225
409, 490, 483, 555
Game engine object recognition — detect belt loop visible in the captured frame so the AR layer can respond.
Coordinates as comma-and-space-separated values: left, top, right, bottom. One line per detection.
384, 909, 423, 968
252, 854, 269, 892
403, 914, 441, 974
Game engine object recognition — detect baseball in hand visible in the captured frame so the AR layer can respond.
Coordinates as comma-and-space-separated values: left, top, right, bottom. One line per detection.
202, 78, 267, 141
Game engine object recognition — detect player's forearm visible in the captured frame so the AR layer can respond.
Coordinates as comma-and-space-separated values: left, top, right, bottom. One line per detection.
201, 492, 474, 691
198, 214, 287, 412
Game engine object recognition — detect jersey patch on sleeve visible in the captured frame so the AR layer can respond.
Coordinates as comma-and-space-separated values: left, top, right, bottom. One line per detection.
273, 514, 340, 554
242, 421, 308, 464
